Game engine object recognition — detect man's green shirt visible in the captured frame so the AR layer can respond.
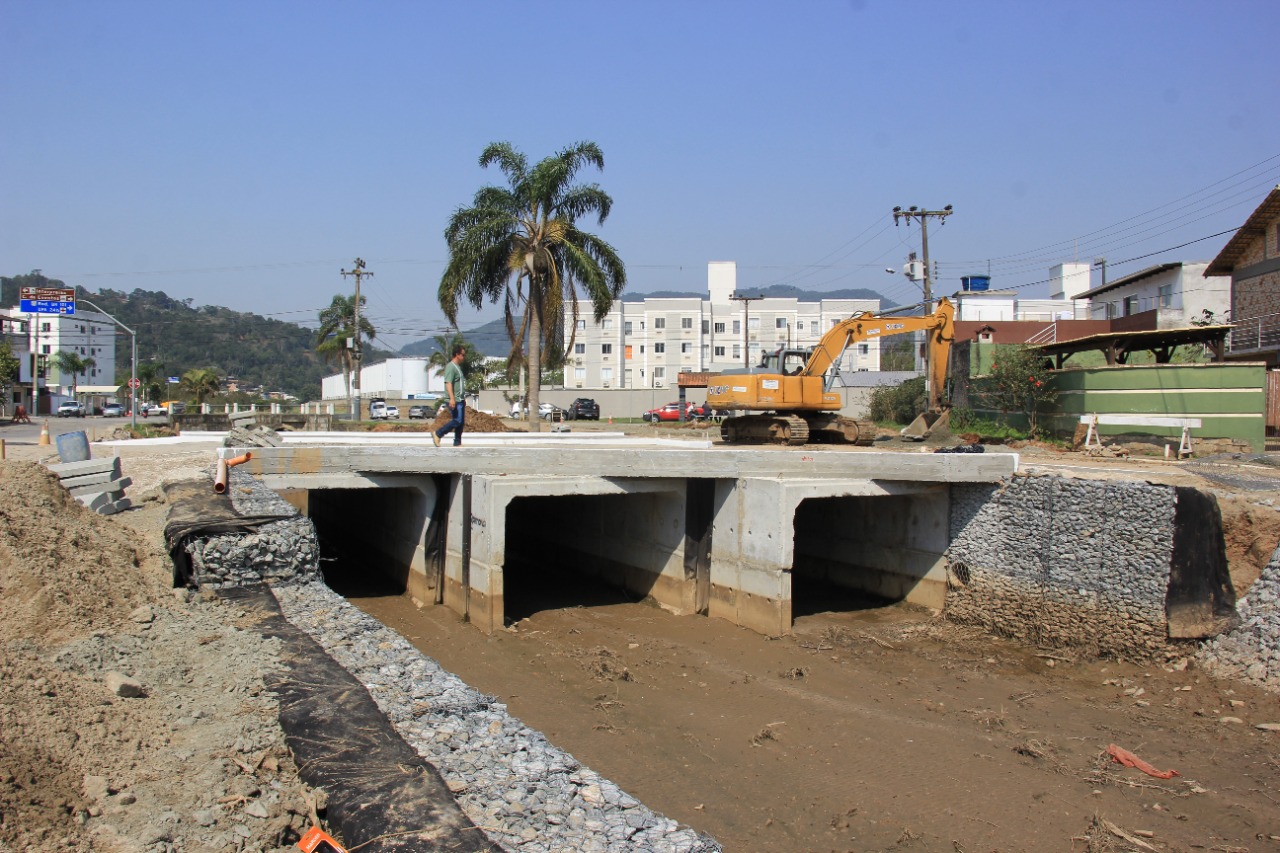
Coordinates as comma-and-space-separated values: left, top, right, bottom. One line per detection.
443, 360, 464, 402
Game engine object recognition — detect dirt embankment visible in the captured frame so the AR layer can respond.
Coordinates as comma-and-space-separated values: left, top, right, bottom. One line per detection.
0, 461, 322, 852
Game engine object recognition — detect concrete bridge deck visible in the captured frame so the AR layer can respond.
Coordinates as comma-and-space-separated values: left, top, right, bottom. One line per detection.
233, 437, 1018, 636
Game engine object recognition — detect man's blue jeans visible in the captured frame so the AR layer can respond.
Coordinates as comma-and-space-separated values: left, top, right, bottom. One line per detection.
435, 401, 465, 445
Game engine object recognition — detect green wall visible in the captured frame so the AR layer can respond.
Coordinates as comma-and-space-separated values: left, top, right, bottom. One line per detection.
1044, 363, 1265, 450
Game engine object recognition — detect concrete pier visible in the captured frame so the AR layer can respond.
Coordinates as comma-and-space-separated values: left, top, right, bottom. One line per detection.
245, 442, 1018, 635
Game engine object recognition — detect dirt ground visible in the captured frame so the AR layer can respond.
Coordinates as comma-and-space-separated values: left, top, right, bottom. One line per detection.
1, 432, 1279, 853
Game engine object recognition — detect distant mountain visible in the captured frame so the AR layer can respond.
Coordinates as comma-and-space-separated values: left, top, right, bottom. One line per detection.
2, 271, 394, 401
399, 318, 512, 360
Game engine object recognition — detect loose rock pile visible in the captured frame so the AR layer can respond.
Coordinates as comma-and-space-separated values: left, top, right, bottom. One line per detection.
1198, 543, 1280, 692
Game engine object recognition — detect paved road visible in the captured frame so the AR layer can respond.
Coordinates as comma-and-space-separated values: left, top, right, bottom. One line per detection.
0, 415, 146, 451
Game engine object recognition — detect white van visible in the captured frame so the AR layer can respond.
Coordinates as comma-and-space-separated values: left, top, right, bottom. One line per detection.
369, 399, 388, 420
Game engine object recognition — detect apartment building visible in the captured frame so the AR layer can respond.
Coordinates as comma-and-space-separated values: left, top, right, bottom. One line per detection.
563, 262, 881, 391
5, 305, 118, 407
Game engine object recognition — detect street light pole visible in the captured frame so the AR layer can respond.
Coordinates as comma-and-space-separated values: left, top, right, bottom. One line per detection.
729, 292, 763, 369
78, 298, 138, 428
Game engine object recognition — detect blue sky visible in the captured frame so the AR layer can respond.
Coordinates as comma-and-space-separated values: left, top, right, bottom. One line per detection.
3, 0, 1278, 350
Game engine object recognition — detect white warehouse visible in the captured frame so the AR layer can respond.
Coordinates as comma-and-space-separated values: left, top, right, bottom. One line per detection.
321, 357, 444, 401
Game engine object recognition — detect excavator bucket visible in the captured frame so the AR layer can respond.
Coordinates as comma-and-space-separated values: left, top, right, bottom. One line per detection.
901, 410, 950, 441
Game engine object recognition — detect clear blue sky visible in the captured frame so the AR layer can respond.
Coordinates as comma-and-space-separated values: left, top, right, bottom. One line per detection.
3, 0, 1278, 350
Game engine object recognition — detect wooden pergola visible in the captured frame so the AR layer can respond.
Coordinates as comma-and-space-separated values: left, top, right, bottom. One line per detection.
1035, 325, 1233, 369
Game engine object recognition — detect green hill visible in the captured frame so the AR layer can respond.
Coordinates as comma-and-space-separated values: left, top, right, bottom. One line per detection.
2, 272, 393, 401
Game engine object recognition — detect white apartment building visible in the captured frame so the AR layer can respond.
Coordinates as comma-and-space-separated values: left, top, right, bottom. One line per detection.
8, 306, 118, 401
563, 262, 882, 391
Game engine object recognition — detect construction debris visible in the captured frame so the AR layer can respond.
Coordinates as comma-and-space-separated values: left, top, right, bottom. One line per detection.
46, 456, 133, 515
224, 424, 283, 447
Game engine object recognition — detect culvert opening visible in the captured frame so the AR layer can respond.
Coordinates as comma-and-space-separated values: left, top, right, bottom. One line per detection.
302, 486, 429, 599
791, 493, 943, 621
501, 493, 670, 623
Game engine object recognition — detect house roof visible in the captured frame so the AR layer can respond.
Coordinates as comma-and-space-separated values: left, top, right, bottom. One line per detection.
1206, 185, 1280, 277
1076, 262, 1183, 300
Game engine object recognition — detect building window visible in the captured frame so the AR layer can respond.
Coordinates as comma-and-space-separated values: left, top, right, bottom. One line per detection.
654, 317, 666, 329
42, 344, 51, 354
624, 321, 632, 335
830, 319, 839, 329
732, 320, 741, 334
714, 346, 726, 357
702, 320, 709, 334
1158, 283, 1174, 308
714, 322, 725, 333
776, 318, 787, 329
796, 321, 804, 331
603, 318, 614, 330
653, 367, 665, 379
576, 319, 586, 331
732, 345, 741, 359
601, 367, 613, 384
681, 342, 692, 354
601, 344, 613, 355
681, 317, 693, 329
654, 342, 666, 354
575, 343, 585, 354
1123, 296, 1137, 316
858, 344, 869, 355
41, 322, 51, 333
575, 368, 586, 381
749, 317, 760, 330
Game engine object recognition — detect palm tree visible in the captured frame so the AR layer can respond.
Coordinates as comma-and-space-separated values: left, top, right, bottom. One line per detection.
426, 332, 487, 396
315, 294, 376, 398
50, 350, 97, 401
179, 368, 221, 405
136, 362, 165, 408
439, 141, 626, 429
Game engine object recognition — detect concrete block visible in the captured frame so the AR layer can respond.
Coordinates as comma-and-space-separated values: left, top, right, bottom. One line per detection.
76, 492, 117, 512
68, 477, 131, 498
97, 497, 132, 516
60, 469, 125, 490
48, 457, 121, 479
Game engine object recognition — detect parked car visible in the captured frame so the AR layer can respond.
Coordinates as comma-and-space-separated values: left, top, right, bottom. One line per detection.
688, 402, 725, 421
56, 400, 86, 418
407, 405, 429, 420
101, 403, 124, 417
642, 401, 693, 422
369, 399, 388, 419
564, 398, 600, 420
539, 403, 563, 421
509, 400, 528, 418
383, 405, 400, 419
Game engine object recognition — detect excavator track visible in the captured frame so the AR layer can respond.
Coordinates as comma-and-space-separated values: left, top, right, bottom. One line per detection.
720, 414, 810, 445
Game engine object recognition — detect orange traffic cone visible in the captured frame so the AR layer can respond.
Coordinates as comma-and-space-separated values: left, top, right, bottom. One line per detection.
38, 420, 51, 446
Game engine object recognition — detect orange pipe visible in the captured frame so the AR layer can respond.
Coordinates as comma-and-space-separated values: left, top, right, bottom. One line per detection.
214, 458, 229, 494
225, 451, 252, 467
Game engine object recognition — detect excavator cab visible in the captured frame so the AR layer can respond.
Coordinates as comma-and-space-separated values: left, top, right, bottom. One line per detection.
759, 346, 812, 377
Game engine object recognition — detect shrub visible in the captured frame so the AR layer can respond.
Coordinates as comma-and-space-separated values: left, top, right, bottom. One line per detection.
869, 376, 927, 425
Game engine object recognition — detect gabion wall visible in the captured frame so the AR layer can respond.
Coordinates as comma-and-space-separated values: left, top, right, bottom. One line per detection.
947, 475, 1178, 660
184, 469, 320, 588
1197, 544, 1280, 692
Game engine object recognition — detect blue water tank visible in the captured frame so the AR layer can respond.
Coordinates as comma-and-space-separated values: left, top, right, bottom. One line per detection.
961, 275, 991, 291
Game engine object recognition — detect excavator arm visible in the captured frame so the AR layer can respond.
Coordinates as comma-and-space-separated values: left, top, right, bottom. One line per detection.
802, 297, 955, 411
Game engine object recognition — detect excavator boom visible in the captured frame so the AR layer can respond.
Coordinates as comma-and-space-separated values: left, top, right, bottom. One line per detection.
707, 298, 955, 445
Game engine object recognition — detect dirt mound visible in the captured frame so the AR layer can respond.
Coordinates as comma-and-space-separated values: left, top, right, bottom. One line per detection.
429, 408, 510, 433
0, 462, 159, 645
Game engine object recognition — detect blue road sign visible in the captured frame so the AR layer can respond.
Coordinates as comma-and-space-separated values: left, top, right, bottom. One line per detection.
20, 287, 75, 315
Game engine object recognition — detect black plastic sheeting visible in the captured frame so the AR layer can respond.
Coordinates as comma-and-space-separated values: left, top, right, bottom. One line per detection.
1166, 486, 1240, 639
163, 480, 297, 587
223, 586, 500, 853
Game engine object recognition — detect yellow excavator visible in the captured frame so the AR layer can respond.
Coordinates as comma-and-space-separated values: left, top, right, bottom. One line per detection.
707, 297, 955, 445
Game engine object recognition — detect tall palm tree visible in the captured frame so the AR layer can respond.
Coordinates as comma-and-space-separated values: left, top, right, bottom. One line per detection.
315, 294, 376, 396
179, 368, 221, 405
439, 141, 626, 428
50, 350, 96, 401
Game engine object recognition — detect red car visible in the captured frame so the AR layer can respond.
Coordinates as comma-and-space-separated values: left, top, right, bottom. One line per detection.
642, 401, 694, 422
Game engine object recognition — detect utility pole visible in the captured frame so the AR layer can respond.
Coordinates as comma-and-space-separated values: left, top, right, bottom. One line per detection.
730, 292, 763, 369
1093, 257, 1107, 288
340, 258, 371, 422
892, 205, 953, 395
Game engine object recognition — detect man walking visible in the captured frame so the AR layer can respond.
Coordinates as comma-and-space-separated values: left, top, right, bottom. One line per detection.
433, 345, 466, 447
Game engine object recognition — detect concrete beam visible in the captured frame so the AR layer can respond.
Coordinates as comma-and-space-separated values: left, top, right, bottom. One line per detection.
244, 445, 1017, 484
